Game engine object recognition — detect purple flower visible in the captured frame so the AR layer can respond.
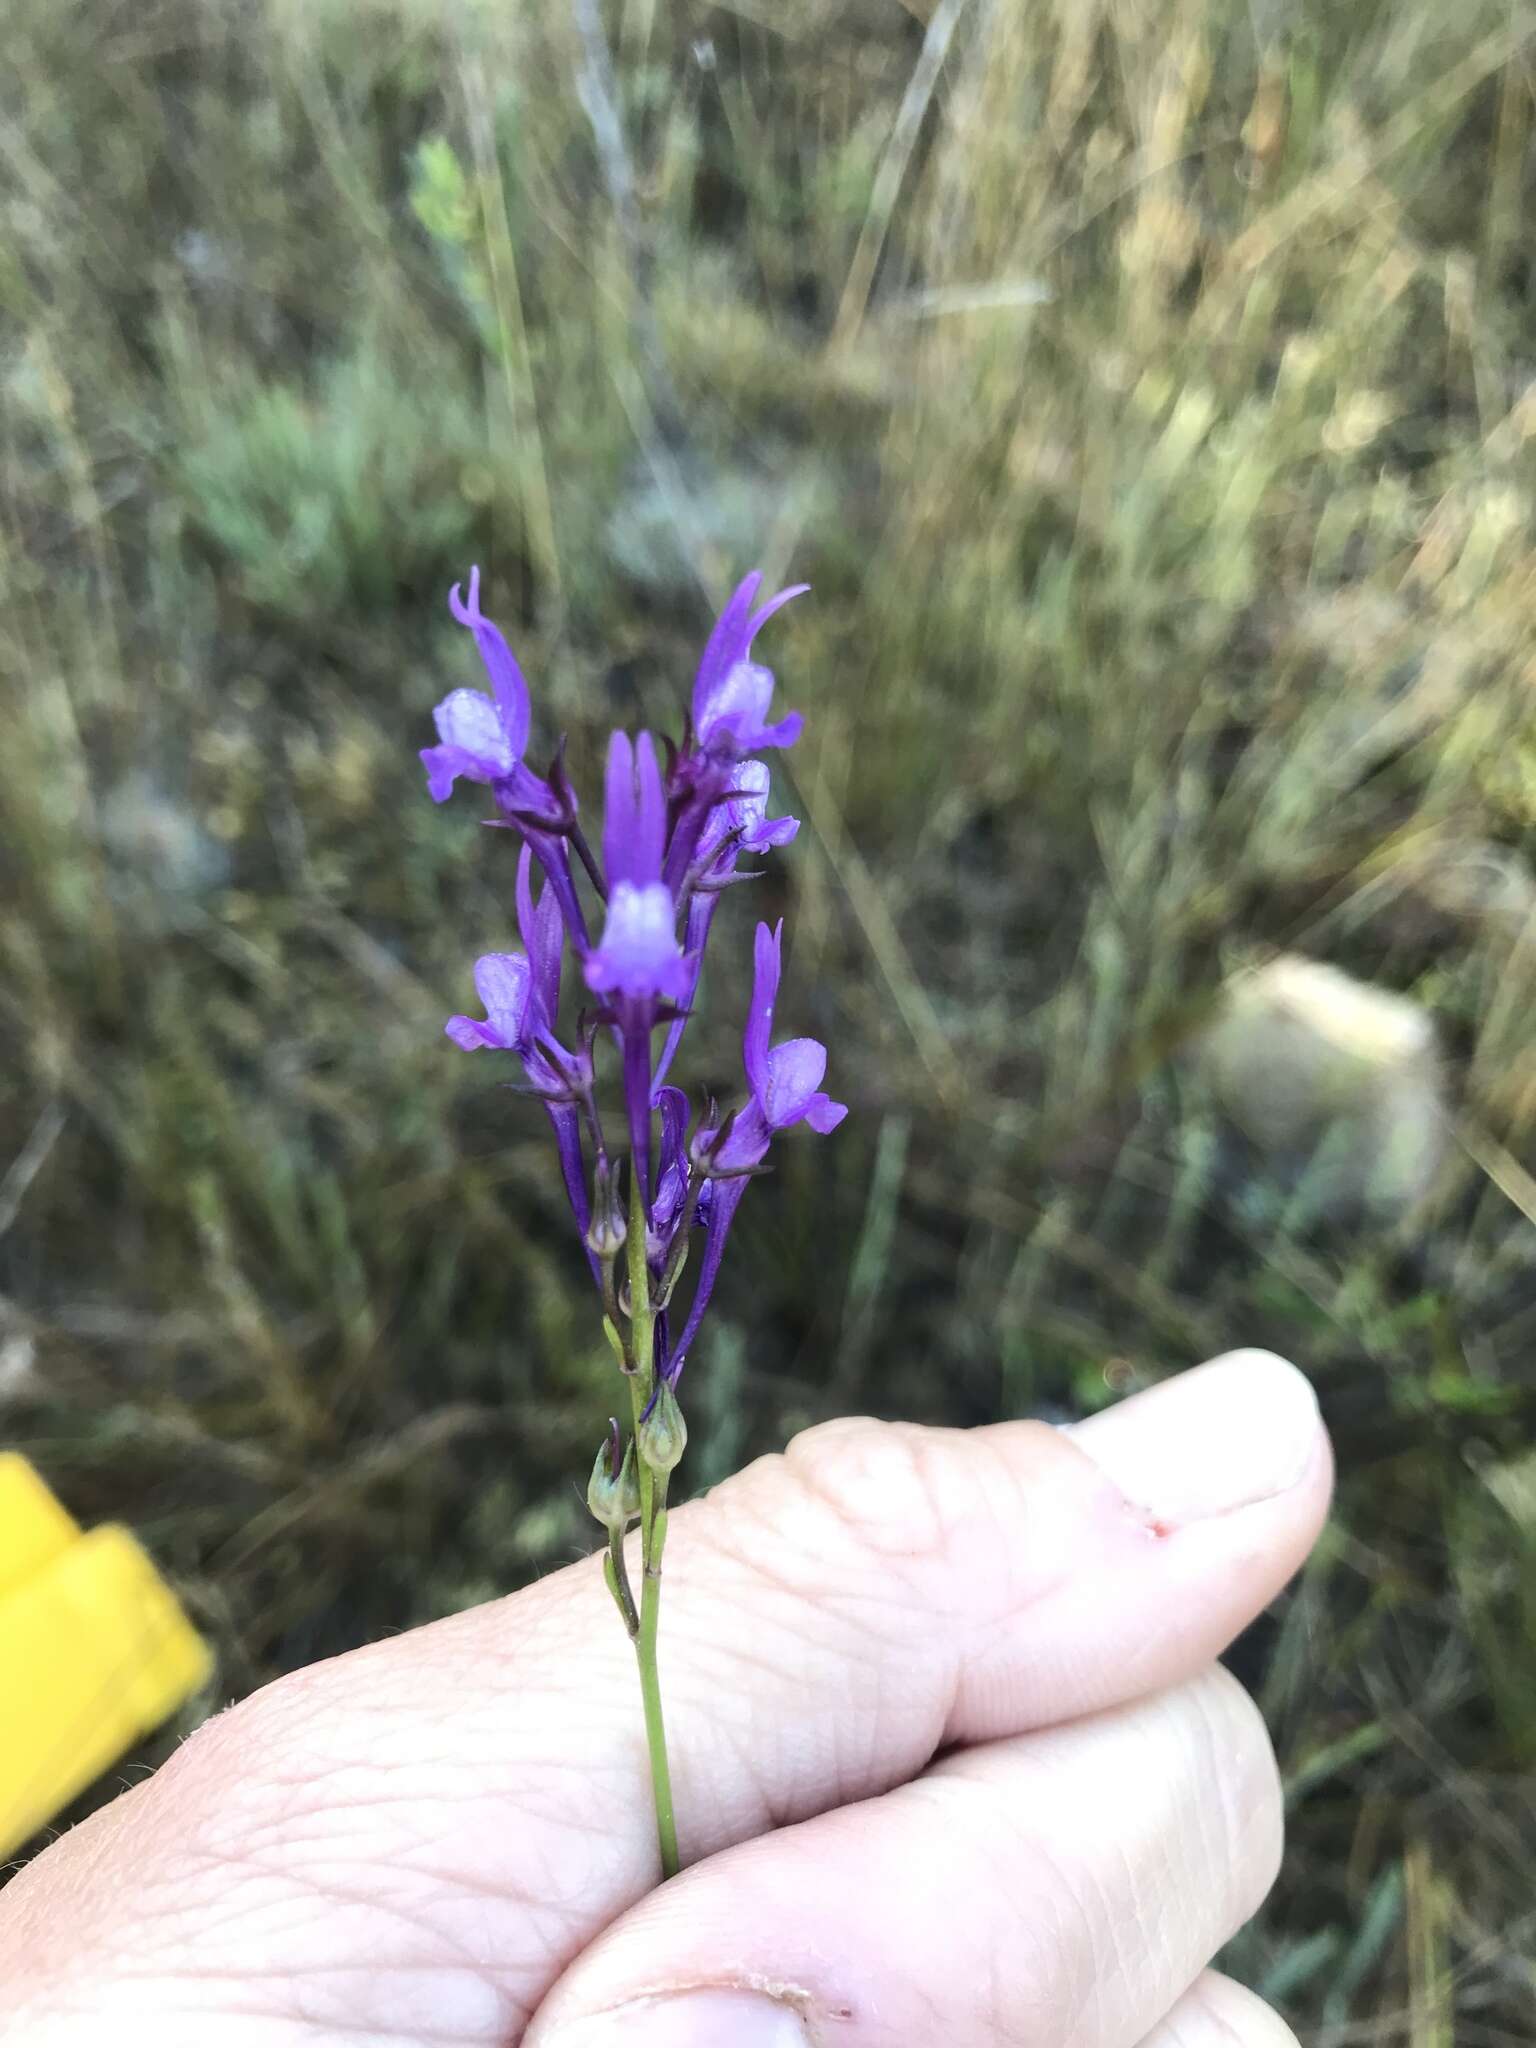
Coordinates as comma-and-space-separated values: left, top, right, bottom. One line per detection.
445, 847, 568, 1077
664, 582, 806, 895
648, 1084, 694, 1257
652, 762, 799, 1095
427, 565, 840, 1402
665, 919, 845, 1383
698, 759, 800, 867
692, 575, 809, 757
584, 733, 688, 1005
584, 732, 691, 1204
712, 920, 846, 1169
445, 951, 540, 1055
421, 569, 533, 802
443, 843, 595, 1256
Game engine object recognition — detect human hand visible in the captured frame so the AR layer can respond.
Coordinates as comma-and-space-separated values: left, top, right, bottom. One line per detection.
0, 1351, 1330, 2047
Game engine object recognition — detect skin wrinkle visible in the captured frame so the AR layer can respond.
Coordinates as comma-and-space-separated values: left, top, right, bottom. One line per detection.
95, 1418, 1012, 2039
702, 1489, 924, 1650
865, 1770, 1105, 2040
136, 1854, 530, 2037
1192, 1672, 1283, 1920
92, 1716, 612, 2042
2, 1395, 1327, 2048
653, 1476, 962, 1834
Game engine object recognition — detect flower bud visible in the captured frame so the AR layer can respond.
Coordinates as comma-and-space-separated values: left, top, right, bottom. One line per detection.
637, 1380, 687, 1476
587, 1421, 641, 1532
586, 1156, 628, 1261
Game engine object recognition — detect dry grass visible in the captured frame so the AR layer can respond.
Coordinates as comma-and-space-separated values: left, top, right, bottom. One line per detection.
3, 0, 1536, 2032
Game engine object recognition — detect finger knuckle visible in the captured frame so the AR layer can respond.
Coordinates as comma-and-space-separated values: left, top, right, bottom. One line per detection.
783, 1416, 993, 1567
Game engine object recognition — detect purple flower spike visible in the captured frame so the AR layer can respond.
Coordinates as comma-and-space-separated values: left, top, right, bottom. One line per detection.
421, 568, 533, 802
585, 734, 688, 1005
692, 575, 809, 757
425, 568, 841, 1462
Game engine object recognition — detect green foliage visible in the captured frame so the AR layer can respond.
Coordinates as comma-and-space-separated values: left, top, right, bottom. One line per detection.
173, 336, 491, 616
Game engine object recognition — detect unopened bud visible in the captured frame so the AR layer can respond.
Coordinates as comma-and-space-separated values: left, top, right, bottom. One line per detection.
637, 1380, 688, 1476
587, 1421, 640, 1532
586, 1156, 627, 1260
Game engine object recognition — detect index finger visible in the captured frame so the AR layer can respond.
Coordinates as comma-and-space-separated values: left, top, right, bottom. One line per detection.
0, 1351, 1330, 2046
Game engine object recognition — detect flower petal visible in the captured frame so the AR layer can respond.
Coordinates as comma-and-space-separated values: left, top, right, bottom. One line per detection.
602, 730, 667, 890
752, 708, 804, 751
803, 1091, 848, 1134
473, 951, 536, 1047
762, 1035, 828, 1128
449, 569, 530, 757
602, 731, 636, 889
428, 688, 518, 787
692, 578, 808, 753
692, 574, 761, 729
743, 920, 782, 1101
421, 744, 487, 804
631, 732, 667, 882
706, 662, 775, 744
445, 1013, 508, 1051
584, 881, 687, 1001
650, 1084, 693, 1238
746, 579, 811, 640
515, 844, 563, 1027
729, 759, 800, 852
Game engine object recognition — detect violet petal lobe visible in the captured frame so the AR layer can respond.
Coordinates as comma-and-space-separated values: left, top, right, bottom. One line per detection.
804, 1091, 849, 1135
515, 842, 564, 1027
602, 730, 668, 889
732, 755, 802, 852
601, 730, 637, 887
653, 1086, 691, 1222
445, 1012, 509, 1051
743, 919, 783, 1099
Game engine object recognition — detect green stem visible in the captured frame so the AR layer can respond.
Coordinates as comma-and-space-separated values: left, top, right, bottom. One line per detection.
627, 1165, 680, 1880
604, 1525, 639, 1639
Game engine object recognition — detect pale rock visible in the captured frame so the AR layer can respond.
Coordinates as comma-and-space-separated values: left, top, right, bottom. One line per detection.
1197, 953, 1445, 1221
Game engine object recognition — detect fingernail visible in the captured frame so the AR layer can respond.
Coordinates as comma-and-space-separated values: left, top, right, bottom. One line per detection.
1067, 1350, 1324, 1524
548, 1990, 812, 2048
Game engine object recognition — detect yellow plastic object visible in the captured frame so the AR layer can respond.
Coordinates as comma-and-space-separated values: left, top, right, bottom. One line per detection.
0, 1451, 80, 1600
0, 1457, 212, 1858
